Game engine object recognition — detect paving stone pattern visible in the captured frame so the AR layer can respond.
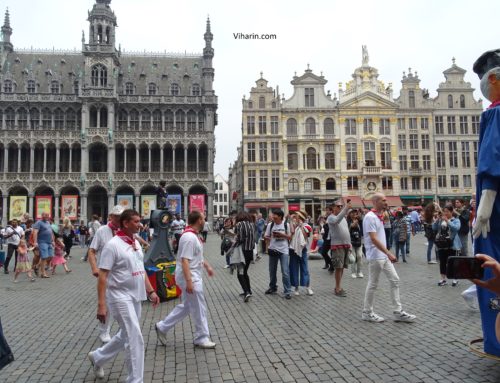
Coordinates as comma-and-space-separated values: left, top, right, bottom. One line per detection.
1, 234, 500, 382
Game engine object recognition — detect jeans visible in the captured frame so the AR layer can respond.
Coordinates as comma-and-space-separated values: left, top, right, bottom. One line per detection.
426, 239, 436, 262
351, 246, 363, 275
289, 248, 310, 288
79, 234, 87, 248
268, 249, 291, 295
394, 241, 406, 261
384, 228, 392, 250
4, 244, 18, 271
459, 234, 469, 257
93, 300, 144, 383
363, 258, 402, 314
406, 232, 411, 254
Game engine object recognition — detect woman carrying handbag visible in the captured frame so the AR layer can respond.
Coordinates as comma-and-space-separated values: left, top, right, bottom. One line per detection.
231, 212, 255, 302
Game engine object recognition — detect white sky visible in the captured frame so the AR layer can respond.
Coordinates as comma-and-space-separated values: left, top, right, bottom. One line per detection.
6, 0, 499, 179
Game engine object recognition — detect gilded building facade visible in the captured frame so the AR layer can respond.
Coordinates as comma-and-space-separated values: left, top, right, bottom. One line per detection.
0, 0, 217, 223
240, 50, 482, 219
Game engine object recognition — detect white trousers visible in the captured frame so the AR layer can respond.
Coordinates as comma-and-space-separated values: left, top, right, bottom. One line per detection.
156, 281, 209, 345
98, 306, 113, 337
363, 258, 402, 314
93, 300, 144, 383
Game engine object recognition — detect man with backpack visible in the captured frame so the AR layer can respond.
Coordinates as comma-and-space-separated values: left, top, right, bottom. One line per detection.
455, 199, 470, 257
264, 209, 292, 299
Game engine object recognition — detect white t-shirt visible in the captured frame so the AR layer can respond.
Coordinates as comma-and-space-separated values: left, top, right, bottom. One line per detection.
172, 219, 186, 235
363, 211, 387, 261
5, 226, 24, 246
98, 236, 146, 303
90, 225, 114, 261
265, 221, 291, 255
175, 231, 204, 285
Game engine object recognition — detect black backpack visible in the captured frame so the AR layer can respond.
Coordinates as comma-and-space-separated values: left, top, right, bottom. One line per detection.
423, 223, 436, 241
435, 222, 452, 249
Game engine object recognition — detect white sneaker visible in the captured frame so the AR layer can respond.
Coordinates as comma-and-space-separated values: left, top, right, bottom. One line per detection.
393, 310, 416, 322
88, 351, 105, 379
357, 272, 364, 278
223, 265, 230, 269
306, 288, 314, 296
155, 323, 167, 346
99, 333, 111, 343
351, 273, 357, 279
195, 340, 216, 349
361, 312, 385, 323
294, 287, 300, 296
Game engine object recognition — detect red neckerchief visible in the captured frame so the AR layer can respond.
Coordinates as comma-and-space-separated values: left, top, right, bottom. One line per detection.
488, 100, 500, 109
116, 229, 138, 250
182, 226, 203, 244
371, 209, 385, 223
108, 222, 119, 236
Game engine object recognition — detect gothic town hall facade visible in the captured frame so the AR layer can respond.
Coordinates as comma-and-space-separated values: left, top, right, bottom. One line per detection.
0, 0, 217, 223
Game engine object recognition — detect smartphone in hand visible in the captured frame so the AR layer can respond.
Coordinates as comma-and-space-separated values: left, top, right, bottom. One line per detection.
446, 256, 485, 279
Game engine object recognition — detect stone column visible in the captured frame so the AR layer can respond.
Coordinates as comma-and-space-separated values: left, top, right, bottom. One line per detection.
54, 196, 60, 223
28, 194, 34, 219
184, 147, 188, 174
108, 144, 114, 174
172, 148, 176, 173
160, 147, 164, 173
135, 194, 140, 214
3, 147, 8, 173
30, 147, 34, 173
81, 194, 87, 223
2, 195, 8, 224
96, 107, 101, 129
196, 146, 199, 173
184, 194, 188, 218
69, 148, 72, 173
56, 145, 60, 173
207, 193, 213, 223
17, 147, 21, 173
82, 145, 89, 174
148, 146, 151, 173
136, 148, 139, 173
124, 147, 127, 172
43, 147, 47, 172
108, 194, 114, 214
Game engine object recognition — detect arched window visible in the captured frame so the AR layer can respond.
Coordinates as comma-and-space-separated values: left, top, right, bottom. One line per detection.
152, 109, 162, 130
259, 97, 265, 109
324, 118, 334, 135
165, 110, 174, 130
288, 178, 299, 192
306, 147, 317, 169
170, 83, 180, 96
91, 64, 107, 87
100, 106, 108, 128
286, 118, 297, 136
67, 108, 77, 130
30, 108, 40, 129
448, 94, 453, 108
187, 110, 197, 131
118, 109, 128, 130
409, 90, 415, 108
42, 108, 52, 129
305, 117, 316, 135
175, 110, 185, 130
5, 108, 15, 128
148, 83, 157, 95
73, 80, 79, 95
51, 81, 60, 94
125, 82, 134, 95
130, 109, 139, 130
460, 94, 465, 108
97, 24, 103, 44
18, 108, 28, 129
304, 178, 320, 191
4, 80, 13, 93
105, 26, 110, 44
54, 108, 64, 129
192, 84, 201, 96
326, 178, 336, 191
27, 79, 36, 94
272, 101, 277, 109
141, 109, 151, 129
198, 111, 204, 130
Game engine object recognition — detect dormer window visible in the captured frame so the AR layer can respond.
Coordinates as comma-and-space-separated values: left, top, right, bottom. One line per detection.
259, 97, 265, 109
409, 90, 415, 108
248, 101, 253, 109
448, 94, 453, 108
170, 83, 180, 96
305, 88, 314, 107
460, 94, 465, 108
51, 81, 60, 94
27, 80, 36, 94
192, 84, 201, 96
125, 82, 134, 95
148, 83, 157, 95
91, 64, 107, 87
4, 80, 13, 93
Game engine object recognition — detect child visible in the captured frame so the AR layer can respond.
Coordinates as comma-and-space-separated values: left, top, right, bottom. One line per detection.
51, 238, 72, 274
14, 240, 35, 282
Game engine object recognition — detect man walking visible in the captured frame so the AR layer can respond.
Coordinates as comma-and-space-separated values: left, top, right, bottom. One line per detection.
264, 209, 292, 299
3, 219, 24, 274
88, 209, 159, 382
328, 200, 352, 297
88, 205, 125, 343
402, 207, 414, 255
155, 211, 216, 349
32, 213, 55, 278
362, 193, 416, 323
455, 199, 470, 257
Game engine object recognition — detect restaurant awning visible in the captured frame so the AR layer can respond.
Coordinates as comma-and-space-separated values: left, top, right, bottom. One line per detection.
386, 196, 404, 207
341, 195, 364, 208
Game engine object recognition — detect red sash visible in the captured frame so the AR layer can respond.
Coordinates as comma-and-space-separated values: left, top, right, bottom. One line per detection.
116, 229, 138, 250
182, 226, 203, 244
371, 209, 385, 223
108, 222, 119, 236
489, 100, 500, 109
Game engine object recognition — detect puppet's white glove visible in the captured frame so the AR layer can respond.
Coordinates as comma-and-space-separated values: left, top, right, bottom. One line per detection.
473, 189, 497, 239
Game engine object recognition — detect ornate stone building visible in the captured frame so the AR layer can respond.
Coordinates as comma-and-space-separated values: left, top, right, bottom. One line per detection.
0, 0, 217, 223
240, 49, 482, 220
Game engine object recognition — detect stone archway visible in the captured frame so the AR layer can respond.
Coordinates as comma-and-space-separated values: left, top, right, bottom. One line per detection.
87, 185, 108, 222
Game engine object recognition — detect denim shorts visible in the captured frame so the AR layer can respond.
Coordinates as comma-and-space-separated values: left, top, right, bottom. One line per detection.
38, 242, 54, 259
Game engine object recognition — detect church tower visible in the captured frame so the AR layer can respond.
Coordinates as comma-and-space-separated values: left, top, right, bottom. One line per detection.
202, 18, 215, 96
0, 8, 13, 56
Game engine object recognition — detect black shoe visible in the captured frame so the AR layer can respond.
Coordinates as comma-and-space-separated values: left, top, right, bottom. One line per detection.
239, 293, 245, 296
244, 294, 251, 302
322, 265, 329, 269
265, 288, 277, 295
285, 294, 291, 300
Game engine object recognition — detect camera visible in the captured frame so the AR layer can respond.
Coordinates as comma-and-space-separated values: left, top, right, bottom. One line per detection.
446, 256, 485, 279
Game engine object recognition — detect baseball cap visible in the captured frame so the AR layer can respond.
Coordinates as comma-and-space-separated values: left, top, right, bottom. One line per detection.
110, 205, 125, 216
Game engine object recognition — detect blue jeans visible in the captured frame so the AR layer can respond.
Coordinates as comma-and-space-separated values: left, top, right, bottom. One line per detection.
426, 239, 436, 262
289, 248, 310, 288
406, 232, 411, 254
268, 249, 291, 295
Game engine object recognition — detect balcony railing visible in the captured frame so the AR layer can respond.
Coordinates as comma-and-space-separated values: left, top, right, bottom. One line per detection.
408, 167, 423, 175
362, 166, 381, 175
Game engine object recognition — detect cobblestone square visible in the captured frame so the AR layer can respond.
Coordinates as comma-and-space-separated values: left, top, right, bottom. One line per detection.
1, 234, 500, 382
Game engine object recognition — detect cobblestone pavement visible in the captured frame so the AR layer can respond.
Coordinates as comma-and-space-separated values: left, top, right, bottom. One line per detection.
1, 233, 500, 382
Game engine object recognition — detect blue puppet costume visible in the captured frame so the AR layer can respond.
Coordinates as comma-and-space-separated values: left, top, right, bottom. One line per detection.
473, 48, 500, 356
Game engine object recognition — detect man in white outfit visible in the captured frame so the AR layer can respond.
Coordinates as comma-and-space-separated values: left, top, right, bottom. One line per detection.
88, 205, 124, 343
155, 210, 216, 349
88, 209, 159, 382
361, 193, 417, 323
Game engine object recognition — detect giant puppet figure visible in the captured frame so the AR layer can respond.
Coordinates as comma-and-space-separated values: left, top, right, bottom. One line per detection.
473, 49, 500, 356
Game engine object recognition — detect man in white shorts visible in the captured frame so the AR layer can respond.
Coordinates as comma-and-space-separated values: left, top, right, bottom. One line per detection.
362, 193, 416, 323
88, 205, 124, 343
88, 209, 159, 381
155, 210, 216, 348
